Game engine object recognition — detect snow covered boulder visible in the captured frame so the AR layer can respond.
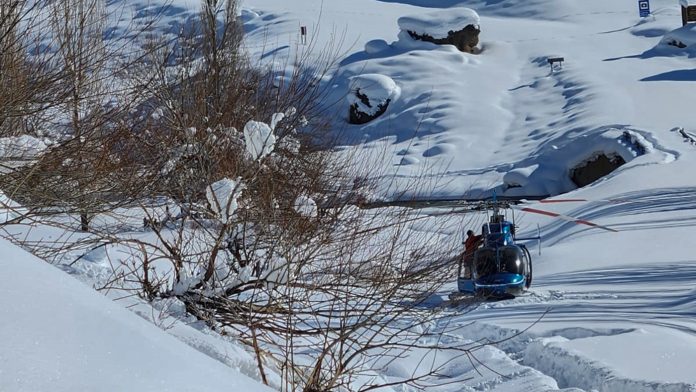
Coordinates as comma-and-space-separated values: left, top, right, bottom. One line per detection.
364, 39, 390, 54
348, 74, 400, 125
656, 23, 696, 53
0, 135, 48, 173
502, 129, 652, 197
397, 8, 481, 54
293, 195, 318, 218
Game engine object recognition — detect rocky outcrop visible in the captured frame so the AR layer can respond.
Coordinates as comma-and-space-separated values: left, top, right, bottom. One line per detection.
406, 24, 481, 54
349, 90, 391, 125
397, 7, 481, 54
570, 153, 626, 188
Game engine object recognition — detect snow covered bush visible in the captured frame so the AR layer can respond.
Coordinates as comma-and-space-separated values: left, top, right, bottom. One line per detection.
293, 194, 318, 217
206, 177, 244, 223
244, 120, 276, 160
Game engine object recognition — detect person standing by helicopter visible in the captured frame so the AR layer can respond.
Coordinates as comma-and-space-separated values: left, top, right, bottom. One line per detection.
462, 229, 483, 278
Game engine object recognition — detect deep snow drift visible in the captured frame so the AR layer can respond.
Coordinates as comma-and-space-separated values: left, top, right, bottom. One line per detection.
0, 238, 271, 392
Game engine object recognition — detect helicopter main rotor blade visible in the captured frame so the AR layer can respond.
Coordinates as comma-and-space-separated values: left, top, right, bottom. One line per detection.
535, 197, 632, 205
519, 206, 619, 233
538, 198, 588, 203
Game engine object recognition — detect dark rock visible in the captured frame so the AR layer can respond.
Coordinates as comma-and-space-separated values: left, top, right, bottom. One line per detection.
349, 88, 391, 125
407, 24, 481, 53
570, 153, 626, 188
667, 39, 687, 48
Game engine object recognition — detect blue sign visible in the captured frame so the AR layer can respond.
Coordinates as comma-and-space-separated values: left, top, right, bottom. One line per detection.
639, 0, 651, 17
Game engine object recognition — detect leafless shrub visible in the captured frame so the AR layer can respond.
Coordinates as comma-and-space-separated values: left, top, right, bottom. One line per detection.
1, 1, 489, 391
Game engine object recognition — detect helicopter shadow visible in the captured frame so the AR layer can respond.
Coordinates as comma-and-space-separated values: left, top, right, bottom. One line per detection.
605, 46, 696, 62
535, 262, 696, 327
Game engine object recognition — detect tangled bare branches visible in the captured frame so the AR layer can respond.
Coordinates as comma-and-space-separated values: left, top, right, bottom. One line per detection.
0, 1, 484, 392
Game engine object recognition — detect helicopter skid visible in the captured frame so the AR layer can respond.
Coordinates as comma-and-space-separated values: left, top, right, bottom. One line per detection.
448, 289, 519, 303
456, 277, 527, 302
472, 273, 526, 294
476, 286, 522, 300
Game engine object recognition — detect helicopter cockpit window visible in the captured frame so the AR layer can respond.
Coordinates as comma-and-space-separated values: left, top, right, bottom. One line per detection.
500, 247, 525, 275
473, 248, 497, 278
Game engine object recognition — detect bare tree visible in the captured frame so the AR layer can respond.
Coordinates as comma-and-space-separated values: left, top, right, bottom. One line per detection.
50, 0, 110, 230
1, 0, 152, 231
0, 1, 70, 225
0, 0, 64, 138
0, 1, 27, 136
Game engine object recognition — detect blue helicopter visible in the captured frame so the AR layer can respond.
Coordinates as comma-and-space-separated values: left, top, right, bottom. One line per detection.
456, 198, 618, 299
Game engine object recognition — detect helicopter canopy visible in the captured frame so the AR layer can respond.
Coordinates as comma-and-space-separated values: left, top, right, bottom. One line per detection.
473, 245, 528, 277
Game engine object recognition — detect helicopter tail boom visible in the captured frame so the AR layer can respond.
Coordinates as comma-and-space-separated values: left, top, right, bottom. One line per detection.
520, 207, 619, 232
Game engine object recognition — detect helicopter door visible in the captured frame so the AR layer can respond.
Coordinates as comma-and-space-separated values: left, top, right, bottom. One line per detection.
473, 248, 497, 278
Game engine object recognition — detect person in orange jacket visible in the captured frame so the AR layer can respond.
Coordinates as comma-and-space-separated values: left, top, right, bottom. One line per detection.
462, 230, 482, 278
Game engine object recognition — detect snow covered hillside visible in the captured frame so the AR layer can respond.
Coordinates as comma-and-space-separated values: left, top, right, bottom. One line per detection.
0, 238, 272, 392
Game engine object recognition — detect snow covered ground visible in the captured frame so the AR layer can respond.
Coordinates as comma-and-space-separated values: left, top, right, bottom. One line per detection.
237, 0, 696, 391
241, 0, 695, 198
3, 0, 696, 391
